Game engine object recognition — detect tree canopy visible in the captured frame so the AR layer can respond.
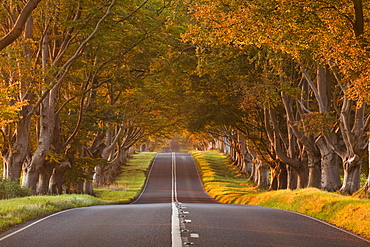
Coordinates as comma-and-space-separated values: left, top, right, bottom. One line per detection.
0, 0, 369, 196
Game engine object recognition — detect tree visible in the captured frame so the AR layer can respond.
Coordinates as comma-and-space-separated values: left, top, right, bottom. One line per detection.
1, 0, 177, 194
0, 0, 42, 51
182, 0, 370, 194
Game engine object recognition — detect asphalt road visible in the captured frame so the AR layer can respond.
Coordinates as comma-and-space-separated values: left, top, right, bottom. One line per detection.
0, 153, 369, 247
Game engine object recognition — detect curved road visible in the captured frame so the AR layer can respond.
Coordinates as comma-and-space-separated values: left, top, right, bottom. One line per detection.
0, 153, 369, 246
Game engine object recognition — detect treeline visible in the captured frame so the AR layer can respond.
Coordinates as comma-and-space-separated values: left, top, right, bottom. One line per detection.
0, 0, 178, 195
148, 0, 370, 195
1, 0, 370, 197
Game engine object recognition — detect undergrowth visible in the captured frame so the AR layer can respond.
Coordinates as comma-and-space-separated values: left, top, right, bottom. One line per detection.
0, 178, 31, 199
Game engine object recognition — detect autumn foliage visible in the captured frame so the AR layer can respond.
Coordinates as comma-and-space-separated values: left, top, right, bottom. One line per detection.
0, 1, 370, 196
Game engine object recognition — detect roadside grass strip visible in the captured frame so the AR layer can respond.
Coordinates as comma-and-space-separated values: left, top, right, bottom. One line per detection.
190, 150, 370, 240
94, 152, 156, 203
0, 195, 107, 232
0, 152, 156, 233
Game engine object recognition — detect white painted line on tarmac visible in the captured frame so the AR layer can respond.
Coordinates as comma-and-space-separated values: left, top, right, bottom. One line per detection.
0, 208, 76, 242
172, 202, 182, 247
172, 152, 178, 203
171, 152, 182, 247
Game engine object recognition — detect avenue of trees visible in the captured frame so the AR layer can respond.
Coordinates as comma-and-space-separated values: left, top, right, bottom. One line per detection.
173, 0, 370, 196
0, 0, 178, 195
0, 0, 370, 197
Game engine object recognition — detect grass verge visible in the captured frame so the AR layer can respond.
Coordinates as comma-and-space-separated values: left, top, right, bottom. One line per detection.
0, 194, 107, 232
94, 152, 156, 203
0, 152, 156, 233
190, 150, 370, 240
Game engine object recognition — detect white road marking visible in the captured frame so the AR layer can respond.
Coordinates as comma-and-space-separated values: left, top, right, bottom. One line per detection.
171, 152, 183, 247
172, 202, 182, 247
0, 208, 76, 242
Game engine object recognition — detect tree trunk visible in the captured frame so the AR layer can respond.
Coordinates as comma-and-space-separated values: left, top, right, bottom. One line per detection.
22, 27, 56, 193
270, 161, 288, 191
139, 143, 147, 152
2, 107, 32, 181
248, 160, 256, 183
83, 180, 95, 195
287, 166, 297, 190
36, 162, 54, 195
49, 161, 71, 194
360, 136, 370, 195
307, 149, 321, 188
2, 15, 34, 182
22, 165, 40, 193
93, 166, 103, 185
83, 169, 95, 196
22, 109, 53, 192
2, 149, 25, 182
316, 137, 341, 192
241, 151, 252, 175
295, 164, 309, 189
340, 155, 362, 194
256, 159, 269, 189
270, 166, 278, 190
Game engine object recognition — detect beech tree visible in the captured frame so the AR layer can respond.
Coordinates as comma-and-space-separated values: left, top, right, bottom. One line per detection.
1, 0, 178, 194
0, 0, 42, 51
1, 0, 369, 197
182, 0, 370, 194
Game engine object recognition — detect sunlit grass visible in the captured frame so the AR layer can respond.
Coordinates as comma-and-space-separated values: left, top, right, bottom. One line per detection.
0, 194, 107, 232
191, 150, 370, 240
94, 152, 156, 203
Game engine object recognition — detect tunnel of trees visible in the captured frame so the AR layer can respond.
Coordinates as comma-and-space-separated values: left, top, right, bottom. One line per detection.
0, 0, 369, 196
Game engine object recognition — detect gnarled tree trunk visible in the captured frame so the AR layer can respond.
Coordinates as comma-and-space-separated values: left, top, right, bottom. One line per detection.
49, 161, 71, 194
316, 137, 341, 191
340, 155, 362, 194
22, 28, 56, 193
2, 110, 31, 181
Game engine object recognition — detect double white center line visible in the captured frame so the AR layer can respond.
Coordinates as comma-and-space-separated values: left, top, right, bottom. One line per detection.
171, 152, 183, 247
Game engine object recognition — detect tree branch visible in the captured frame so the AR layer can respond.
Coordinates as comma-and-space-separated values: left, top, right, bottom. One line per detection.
0, 0, 42, 51
115, 0, 149, 23
302, 68, 326, 112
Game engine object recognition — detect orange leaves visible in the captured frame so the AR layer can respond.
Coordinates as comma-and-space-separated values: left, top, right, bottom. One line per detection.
347, 70, 370, 106
0, 83, 28, 128
184, 0, 370, 106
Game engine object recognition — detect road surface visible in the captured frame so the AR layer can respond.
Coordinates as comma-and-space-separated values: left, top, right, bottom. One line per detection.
0, 153, 369, 246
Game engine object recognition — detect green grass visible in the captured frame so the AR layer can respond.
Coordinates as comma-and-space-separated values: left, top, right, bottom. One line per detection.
0, 152, 156, 233
0, 194, 107, 232
190, 150, 370, 240
94, 152, 156, 203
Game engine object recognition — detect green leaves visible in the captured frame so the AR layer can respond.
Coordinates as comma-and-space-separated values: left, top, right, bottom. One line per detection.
297, 112, 337, 136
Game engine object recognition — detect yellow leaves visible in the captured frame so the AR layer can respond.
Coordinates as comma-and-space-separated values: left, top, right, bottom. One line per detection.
46, 151, 65, 164
0, 83, 28, 128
